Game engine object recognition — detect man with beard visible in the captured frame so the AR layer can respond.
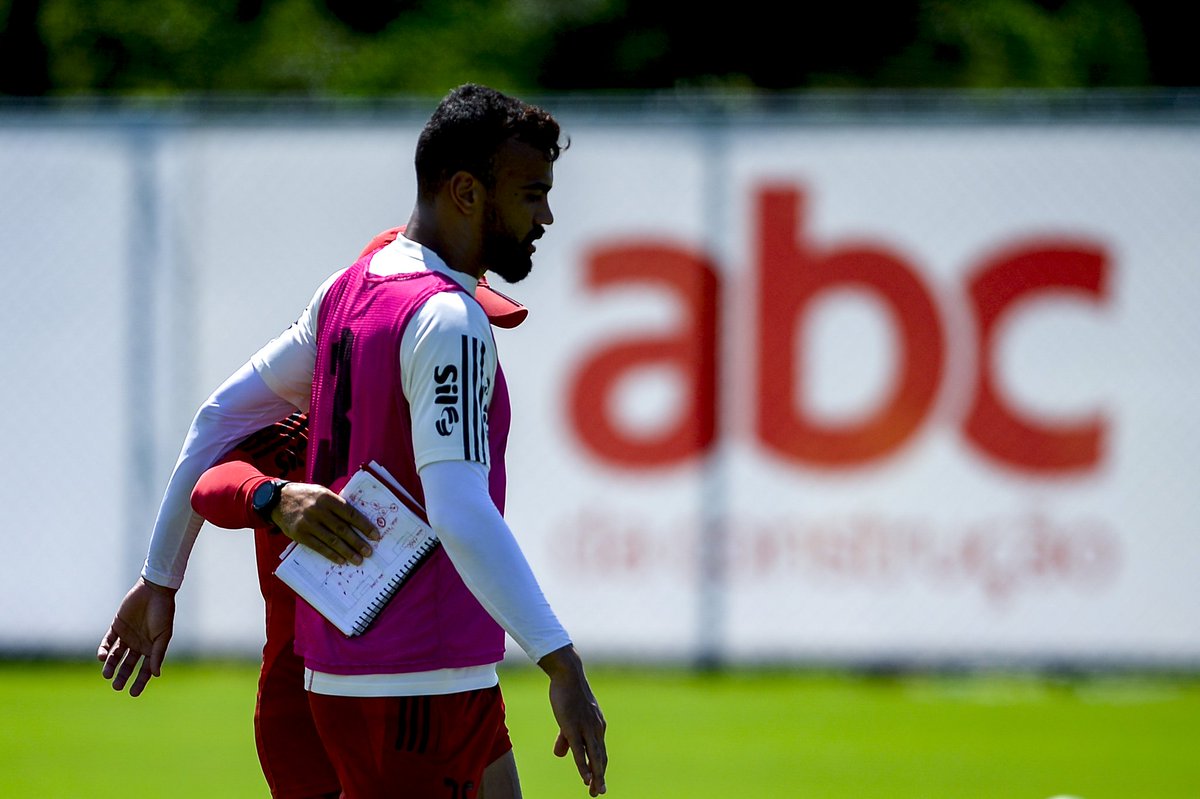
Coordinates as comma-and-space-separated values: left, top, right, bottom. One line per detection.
99, 84, 607, 798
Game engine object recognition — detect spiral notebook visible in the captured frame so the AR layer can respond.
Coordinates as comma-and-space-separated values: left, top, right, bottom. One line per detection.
273, 461, 438, 637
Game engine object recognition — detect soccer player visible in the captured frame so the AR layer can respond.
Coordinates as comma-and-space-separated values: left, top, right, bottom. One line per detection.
100, 84, 607, 797
191, 410, 524, 799
100, 227, 530, 799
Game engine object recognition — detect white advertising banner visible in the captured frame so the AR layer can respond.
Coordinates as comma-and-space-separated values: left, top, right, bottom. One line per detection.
2, 108, 1197, 665
501, 120, 1200, 664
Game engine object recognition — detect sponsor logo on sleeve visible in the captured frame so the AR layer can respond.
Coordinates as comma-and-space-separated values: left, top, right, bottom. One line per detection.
433, 364, 460, 436
431, 336, 492, 465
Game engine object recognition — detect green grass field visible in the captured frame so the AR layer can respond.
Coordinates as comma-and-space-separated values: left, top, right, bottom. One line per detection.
2, 659, 1197, 798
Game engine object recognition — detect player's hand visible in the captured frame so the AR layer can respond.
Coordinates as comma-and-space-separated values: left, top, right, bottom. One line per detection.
97, 577, 177, 697
272, 482, 379, 565
539, 645, 608, 796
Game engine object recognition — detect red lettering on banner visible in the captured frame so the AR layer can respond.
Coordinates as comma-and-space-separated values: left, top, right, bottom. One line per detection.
756, 186, 945, 466
565, 183, 1111, 475
567, 243, 719, 466
548, 508, 1121, 606
965, 243, 1110, 472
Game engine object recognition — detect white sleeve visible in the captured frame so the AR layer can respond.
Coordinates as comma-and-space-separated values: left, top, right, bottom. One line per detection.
142, 271, 342, 587
141, 363, 299, 588
420, 459, 572, 663
402, 291, 496, 470
250, 268, 345, 410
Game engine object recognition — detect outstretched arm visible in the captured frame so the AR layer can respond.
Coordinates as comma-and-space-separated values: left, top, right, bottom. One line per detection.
97, 268, 340, 696
97, 366, 301, 695
144, 363, 301, 588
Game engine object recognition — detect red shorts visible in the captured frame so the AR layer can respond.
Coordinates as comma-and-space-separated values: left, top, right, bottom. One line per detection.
307, 685, 513, 799
257, 548, 341, 798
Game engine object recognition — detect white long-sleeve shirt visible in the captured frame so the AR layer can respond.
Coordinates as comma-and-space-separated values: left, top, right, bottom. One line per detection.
141, 236, 569, 693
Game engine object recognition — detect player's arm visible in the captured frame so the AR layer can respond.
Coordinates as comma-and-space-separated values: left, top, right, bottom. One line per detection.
191, 457, 378, 566
141, 364, 304, 588
98, 364, 299, 697
406, 293, 607, 795
140, 261, 341, 590
99, 272, 340, 696
404, 293, 572, 656
422, 462, 606, 796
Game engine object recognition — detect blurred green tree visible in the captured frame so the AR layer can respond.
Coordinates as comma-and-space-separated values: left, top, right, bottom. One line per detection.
0, 0, 1194, 96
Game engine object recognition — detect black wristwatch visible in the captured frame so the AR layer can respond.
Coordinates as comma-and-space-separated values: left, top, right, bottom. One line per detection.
251, 479, 289, 524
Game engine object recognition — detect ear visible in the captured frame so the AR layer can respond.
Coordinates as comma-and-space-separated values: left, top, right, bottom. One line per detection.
447, 170, 483, 216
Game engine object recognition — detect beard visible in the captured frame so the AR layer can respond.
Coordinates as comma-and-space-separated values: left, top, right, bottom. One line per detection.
481, 201, 539, 284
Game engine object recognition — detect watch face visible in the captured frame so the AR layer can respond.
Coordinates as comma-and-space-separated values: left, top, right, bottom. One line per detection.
253, 480, 279, 514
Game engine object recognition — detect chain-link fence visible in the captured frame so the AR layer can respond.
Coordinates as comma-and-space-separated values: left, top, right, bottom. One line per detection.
2, 92, 1197, 666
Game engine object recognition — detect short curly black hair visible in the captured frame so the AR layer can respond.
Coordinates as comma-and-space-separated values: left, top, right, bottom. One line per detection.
414, 83, 565, 200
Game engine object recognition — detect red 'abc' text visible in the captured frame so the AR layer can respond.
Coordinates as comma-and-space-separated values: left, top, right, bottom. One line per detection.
568, 185, 1110, 474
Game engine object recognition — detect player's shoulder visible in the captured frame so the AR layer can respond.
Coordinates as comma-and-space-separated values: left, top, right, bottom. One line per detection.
311, 266, 353, 309
415, 285, 490, 335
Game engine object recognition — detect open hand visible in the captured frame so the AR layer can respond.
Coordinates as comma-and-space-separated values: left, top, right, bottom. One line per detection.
97, 577, 177, 697
541, 645, 608, 796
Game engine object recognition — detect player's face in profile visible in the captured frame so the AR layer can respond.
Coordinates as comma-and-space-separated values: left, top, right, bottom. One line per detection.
482, 138, 554, 284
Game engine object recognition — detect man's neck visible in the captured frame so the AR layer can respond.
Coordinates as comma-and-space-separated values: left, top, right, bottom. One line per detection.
404, 209, 483, 280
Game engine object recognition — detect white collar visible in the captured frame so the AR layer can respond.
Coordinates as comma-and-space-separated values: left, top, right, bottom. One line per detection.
367, 233, 479, 296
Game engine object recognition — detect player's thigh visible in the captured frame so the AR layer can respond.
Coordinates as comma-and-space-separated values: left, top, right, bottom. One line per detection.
479, 749, 521, 799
